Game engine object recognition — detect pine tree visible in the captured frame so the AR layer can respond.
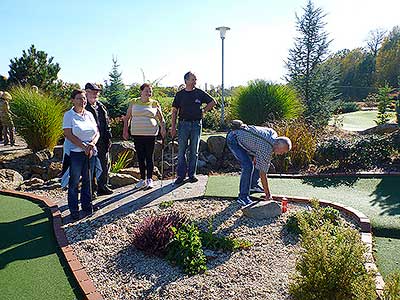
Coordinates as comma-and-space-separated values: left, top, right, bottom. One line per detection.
103, 57, 128, 117
286, 0, 339, 127
8, 44, 60, 91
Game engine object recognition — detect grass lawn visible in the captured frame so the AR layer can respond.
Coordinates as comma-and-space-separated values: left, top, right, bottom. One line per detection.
201, 131, 227, 142
329, 110, 396, 131
0, 194, 82, 300
206, 175, 400, 277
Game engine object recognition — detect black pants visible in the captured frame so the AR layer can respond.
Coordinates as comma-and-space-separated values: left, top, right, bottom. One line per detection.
95, 140, 111, 191
132, 135, 156, 180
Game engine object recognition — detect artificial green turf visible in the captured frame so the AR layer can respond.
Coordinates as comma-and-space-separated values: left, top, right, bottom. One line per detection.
374, 237, 400, 278
330, 110, 396, 131
0, 195, 82, 300
206, 175, 400, 277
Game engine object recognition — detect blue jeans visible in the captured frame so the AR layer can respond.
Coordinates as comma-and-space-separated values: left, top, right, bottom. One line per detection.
176, 120, 202, 178
226, 131, 260, 200
68, 151, 96, 214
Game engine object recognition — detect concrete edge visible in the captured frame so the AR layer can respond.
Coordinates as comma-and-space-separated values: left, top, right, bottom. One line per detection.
0, 189, 104, 300
266, 172, 400, 178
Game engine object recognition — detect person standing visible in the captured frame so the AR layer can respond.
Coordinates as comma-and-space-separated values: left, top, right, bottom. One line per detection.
0, 91, 15, 146
170, 72, 216, 184
226, 123, 291, 206
63, 89, 99, 220
123, 83, 166, 189
85, 82, 113, 196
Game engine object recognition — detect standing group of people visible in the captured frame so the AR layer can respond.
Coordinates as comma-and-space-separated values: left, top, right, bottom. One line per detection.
63, 71, 292, 220
0, 91, 15, 146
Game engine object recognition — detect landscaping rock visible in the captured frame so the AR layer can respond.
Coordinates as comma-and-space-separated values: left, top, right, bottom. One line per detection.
0, 169, 24, 190
110, 141, 136, 165
53, 145, 64, 160
109, 173, 138, 187
23, 177, 45, 186
242, 201, 281, 219
199, 139, 208, 152
48, 161, 62, 179
207, 136, 226, 159
197, 159, 207, 168
119, 167, 141, 179
30, 149, 53, 164
360, 123, 398, 135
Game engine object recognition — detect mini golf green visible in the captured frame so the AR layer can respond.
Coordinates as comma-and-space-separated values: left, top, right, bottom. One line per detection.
0, 194, 82, 300
330, 110, 396, 131
205, 175, 400, 278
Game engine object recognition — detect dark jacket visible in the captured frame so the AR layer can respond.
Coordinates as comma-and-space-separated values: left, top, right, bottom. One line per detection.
86, 101, 112, 147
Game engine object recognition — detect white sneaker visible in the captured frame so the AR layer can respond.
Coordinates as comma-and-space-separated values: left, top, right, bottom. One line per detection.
250, 185, 264, 194
135, 179, 146, 189
146, 178, 154, 189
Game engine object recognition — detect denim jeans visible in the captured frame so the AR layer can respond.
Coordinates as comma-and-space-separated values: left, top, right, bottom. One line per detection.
176, 120, 202, 178
226, 131, 260, 200
68, 151, 96, 214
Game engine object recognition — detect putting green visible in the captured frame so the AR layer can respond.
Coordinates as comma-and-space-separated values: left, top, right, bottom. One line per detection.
0, 194, 82, 300
205, 175, 400, 277
330, 110, 396, 131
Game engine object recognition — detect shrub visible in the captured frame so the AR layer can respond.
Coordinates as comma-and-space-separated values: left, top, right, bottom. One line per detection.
203, 107, 223, 131
111, 150, 133, 173
285, 199, 341, 235
157, 96, 173, 131
230, 80, 304, 125
159, 200, 175, 209
383, 272, 400, 300
289, 222, 376, 300
10, 86, 68, 151
131, 212, 187, 256
316, 135, 394, 171
271, 119, 317, 171
338, 101, 360, 113
166, 222, 207, 275
110, 116, 124, 139
200, 219, 252, 251
376, 85, 393, 125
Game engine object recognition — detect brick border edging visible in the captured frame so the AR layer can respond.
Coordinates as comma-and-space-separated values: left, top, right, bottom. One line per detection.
267, 171, 400, 178
0, 190, 104, 300
270, 194, 385, 299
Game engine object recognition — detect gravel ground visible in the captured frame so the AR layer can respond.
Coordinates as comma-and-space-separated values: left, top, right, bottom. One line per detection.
61, 198, 302, 300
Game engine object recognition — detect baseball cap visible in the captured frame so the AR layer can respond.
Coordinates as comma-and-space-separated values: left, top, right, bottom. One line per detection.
85, 82, 101, 91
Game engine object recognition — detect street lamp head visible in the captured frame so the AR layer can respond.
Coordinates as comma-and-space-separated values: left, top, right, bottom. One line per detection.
216, 26, 230, 39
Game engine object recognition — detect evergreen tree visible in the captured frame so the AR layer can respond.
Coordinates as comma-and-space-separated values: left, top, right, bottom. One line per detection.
8, 44, 60, 91
286, 0, 339, 127
103, 57, 128, 117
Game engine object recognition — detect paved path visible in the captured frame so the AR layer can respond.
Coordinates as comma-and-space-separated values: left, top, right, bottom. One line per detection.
58, 175, 208, 224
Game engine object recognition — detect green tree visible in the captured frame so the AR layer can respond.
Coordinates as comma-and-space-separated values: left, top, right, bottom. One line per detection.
8, 44, 61, 91
375, 84, 393, 125
286, 0, 339, 127
376, 26, 400, 87
103, 57, 128, 117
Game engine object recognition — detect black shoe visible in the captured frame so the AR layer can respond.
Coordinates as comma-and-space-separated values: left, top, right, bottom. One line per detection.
188, 176, 199, 183
98, 186, 113, 195
174, 177, 185, 185
92, 191, 97, 199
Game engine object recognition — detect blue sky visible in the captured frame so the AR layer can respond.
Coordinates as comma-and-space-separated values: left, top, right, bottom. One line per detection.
1, 0, 399, 89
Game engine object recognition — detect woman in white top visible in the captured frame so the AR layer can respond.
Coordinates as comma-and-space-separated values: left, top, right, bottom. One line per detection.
123, 83, 166, 189
63, 89, 99, 220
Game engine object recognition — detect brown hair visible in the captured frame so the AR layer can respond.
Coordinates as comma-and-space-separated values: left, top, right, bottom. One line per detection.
70, 89, 85, 99
140, 83, 151, 91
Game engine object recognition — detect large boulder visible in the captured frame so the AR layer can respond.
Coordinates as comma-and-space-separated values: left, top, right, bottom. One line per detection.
0, 169, 24, 190
109, 173, 138, 188
360, 123, 398, 135
242, 201, 281, 219
110, 141, 136, 166
207, 136, 226, 159
30, 149, 53, 164
53, 145, 64, 160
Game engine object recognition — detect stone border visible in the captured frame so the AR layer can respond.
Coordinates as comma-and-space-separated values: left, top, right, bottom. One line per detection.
267, 171, 400, 178
269, 194, 385, 299
0, 189, 104, 300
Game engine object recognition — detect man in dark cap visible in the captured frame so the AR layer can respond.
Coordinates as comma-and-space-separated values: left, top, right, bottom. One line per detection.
85, 82, 113, 196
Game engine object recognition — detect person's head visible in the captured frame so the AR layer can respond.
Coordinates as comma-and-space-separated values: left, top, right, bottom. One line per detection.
273, 137, 292, 155
140, 83, 152, 99
184, 71, 197, 90
1, 91, 12, 101
85, 82, 101, 105
70, 89, 86, 110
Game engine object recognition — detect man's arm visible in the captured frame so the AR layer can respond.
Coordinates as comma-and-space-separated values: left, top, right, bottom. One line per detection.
202, 99, 216, 114
259, 170, 272, 200
123, 103, 132, 140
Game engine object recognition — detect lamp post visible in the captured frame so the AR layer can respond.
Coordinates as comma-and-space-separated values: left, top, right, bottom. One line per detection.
216, 26, 230, 127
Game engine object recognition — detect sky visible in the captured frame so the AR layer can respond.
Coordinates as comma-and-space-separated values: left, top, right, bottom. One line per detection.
1, 0, 399, 89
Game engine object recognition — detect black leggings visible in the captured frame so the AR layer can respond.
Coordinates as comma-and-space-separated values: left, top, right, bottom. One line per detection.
132, 135, 156, 180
